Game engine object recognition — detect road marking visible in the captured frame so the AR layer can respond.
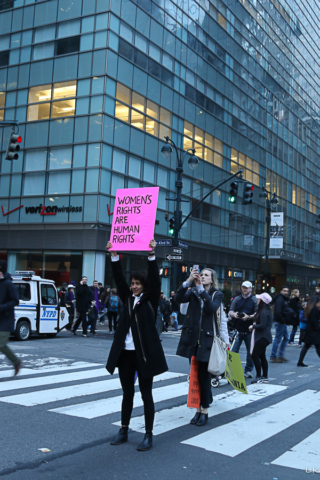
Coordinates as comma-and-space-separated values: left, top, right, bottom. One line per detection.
272, 428, 320, 471
50, 380, 189, 419
1, 372, 185, 406
0, 368, 110, 393
182, 390, 320, 456
0, 362, 102, 379
114, 384, 287, 435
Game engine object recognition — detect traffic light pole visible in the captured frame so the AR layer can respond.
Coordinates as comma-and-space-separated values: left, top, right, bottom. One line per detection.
260, 186, 278, 292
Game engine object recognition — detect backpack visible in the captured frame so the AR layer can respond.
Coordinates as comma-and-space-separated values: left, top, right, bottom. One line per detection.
108, 295, 119, 312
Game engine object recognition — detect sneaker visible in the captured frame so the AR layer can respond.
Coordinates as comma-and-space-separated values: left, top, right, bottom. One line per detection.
270, 358, 281, 363
260, 377, 269, 383
251, 377, 261, 384
82, 334, 87, 337
278, 357, 289, 363
244, 371, 253, 378
219, 378, 228, 386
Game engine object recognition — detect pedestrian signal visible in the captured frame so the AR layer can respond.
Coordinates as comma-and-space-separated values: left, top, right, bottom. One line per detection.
229, 182, 238, 203
159, 267, 171, 277
5, 131, 22, 161
242, 183, 254, 205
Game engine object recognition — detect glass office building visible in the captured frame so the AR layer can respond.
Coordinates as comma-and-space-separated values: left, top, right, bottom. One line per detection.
1, 0, 320, 294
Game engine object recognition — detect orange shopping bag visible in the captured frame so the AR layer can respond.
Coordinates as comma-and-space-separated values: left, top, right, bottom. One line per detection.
187, 356, 201, 409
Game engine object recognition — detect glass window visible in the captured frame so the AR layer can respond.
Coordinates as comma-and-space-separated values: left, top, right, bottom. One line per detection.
100, 170, 111, 194
131, 108, 144, 130
58, 0, 81, 21
145, 117, 159, 136
146, 100, 159, 119
77, 78, 90, 96
14, 283, 31, 301
116, 83, 130, 104
0, 175, 10, 196
113, 149, 126, 173
132, 92, 145, 112
34, 0, 58, 26
90, 95, 103, 113
160, 107, 171, 126
85, 168, 99, 192
10, 174, 22, 196
120, 22, 133, 43
157, 167, 168, 187
23, 173, 46, 195
96, 12, 108, 30
35, 26, 56, 43
48, 171, 71, 194
128, 155, 141, 178
91, 76, 104, 94
33, 43, 55, 61
58, 19, 80, 38
51, 99, 76, 118
115, 101, 130, 123
76, 97, 89, 114
71, 169, 85, 193
82, 15, 94, 33
80, 33, 93, 51
0, 92, 6, 108
56, 36, 80, 56
24, 149, 47, 171
195, 127, 204, 144
27, 103, 51, 121
95, 30, 107, 49
49, 117, 74, 145
53, 80, 77, 99
143, 162, 155, 183
49, 147, 72, 170
87, 143, 101, 166
41, 284, 57, 305
111, 173, 124, 196
28, 85, 52, 104
73, 144, 86, 168
21, 30, 32, 46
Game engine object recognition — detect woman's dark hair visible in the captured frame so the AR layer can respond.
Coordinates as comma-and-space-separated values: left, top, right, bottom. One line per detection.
130, 271, 148, 291
305, 296, 320, 319
234, 289, 241, 297
254, 300, 270, 325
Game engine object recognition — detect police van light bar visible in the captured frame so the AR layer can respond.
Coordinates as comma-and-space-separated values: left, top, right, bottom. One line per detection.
14, 271, 35, 276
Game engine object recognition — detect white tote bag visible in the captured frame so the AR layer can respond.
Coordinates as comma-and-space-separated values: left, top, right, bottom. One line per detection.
208, 293, 228, 375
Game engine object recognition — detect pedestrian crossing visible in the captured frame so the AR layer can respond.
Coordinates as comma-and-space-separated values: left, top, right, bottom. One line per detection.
0, 359, 319, 473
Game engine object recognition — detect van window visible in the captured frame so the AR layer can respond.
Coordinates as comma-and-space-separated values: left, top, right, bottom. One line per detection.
14, 283, 31, 301
41, 284, 57, 305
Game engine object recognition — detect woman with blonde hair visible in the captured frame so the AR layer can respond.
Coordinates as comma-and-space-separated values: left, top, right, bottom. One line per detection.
288, 288, 302, 345
174, 267, 223, 426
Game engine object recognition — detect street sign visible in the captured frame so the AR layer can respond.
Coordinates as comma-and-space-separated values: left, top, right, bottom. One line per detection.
165, 254, 184, 262
173, 247, 183, 254
178, 240, 189, 249
156, 239, 172, 247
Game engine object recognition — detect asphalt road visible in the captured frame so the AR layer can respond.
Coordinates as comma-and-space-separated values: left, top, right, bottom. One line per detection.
1, 328, 320, 480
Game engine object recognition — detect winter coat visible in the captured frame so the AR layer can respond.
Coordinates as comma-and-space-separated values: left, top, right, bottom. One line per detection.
252, 307, 272, 344
100, 289, 110, 305
64, 291, 75, 311
175, 285, 223, 362
229, 294, 258, 333
162, 299, 172, 323
304, 307, 320, 345
106, 258, 168, 379
0, 273, 19, 332
289, 296, 302, 327
76, 283, 93, 313
170, 296, 180, 313
273, 293, 291, 324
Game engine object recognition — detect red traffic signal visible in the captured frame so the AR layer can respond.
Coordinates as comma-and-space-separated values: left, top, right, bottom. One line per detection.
5, 132, 22, 161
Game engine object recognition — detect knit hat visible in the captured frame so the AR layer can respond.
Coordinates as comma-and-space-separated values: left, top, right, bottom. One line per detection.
256, 293, 272, 304
0, 260, 7, 274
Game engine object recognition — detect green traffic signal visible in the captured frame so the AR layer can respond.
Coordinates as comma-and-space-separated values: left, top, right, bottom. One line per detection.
229, 182, 238, 203
228, 195, 236, 203
169, 228, 175, 236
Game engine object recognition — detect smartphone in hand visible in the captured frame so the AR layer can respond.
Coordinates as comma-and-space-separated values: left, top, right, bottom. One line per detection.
193, 265, 199, 272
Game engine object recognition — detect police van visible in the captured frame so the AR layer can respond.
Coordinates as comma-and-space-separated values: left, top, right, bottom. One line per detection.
12, 271, 69, 341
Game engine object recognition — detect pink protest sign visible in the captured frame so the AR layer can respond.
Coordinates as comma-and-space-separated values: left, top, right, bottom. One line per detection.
110, 187, 159, 251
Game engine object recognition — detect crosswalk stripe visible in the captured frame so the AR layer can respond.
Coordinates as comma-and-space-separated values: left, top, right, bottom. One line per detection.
114, 384, 287, 435
182, 390, 320, 456
271, 428, 320, 471
49, 380, 189, 419
0, 368, 110, 394
0, 372, 185, 407
0, 362, 102, 379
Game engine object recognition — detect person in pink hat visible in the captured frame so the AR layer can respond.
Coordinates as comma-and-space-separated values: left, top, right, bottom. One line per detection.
249, 293, 273, 384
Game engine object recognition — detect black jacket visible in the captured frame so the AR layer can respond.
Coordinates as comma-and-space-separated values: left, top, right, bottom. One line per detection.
252, 307, 273, 344
175, 285, 223, 362
289, 296, 302, 327
64, 292, 75, 311
273, 293, 291, 324
106, 258, 168, 379
162, 299, 172, 322
0, 273, 19, 332
76, 283, 93, 313
304, 307, 320, 345
170, 296, 180, 313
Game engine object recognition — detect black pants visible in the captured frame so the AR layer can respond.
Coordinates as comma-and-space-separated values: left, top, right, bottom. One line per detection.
88, 310, 98, 334
252, 338, 270, 378
65, 311, 74, 330
299, 329, 305, 345
118, 349, 154, 432
197, 360, 211, 409
298, 343, 320, 363
73, 311, 88, 334
107, 311, 117, 331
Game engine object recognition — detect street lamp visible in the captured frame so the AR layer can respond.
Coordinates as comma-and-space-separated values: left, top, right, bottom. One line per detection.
260, 186, 278, 291
160, 136, 199, 290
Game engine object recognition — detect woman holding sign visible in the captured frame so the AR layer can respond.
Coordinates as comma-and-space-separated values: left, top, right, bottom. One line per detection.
175, 268, 223, 426
106, 239, 168, 452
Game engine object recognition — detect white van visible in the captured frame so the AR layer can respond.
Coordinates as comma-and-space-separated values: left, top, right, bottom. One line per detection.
12, 271, 69, 341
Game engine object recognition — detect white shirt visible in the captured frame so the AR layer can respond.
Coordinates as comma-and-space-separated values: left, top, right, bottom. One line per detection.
111, 254, 155, 350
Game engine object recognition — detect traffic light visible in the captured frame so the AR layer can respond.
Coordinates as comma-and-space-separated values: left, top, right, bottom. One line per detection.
168, 217, 175, 236
159, 267, 171, 277
242, 183, 254, 205
228, 181, 238, 203
5, 131, 22, 161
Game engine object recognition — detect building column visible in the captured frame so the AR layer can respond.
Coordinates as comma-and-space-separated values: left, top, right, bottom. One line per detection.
94, 252, 106, 284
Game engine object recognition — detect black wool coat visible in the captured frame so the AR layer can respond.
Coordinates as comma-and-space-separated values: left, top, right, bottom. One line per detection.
0, 273, 19, 332
175, 285, 223, 363
304, 307, 320, 345
75, 283, 93, 313
106, 258, 168, 379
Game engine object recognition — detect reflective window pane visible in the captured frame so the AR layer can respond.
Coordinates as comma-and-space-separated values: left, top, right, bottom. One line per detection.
24, 149, 47, 171
115, 101, 130, 122
48, 171, 71, 194
27, 103, 51, 121
51, 99, 75, 118
53, 80, 77, 99
116, 83, 130, 104
49, 147, 72, 169
23, 173, 46, 195
131, 109, 144, 130
146, 100, 159, 119
28, 85, 52, 103
87, 143, 100, 166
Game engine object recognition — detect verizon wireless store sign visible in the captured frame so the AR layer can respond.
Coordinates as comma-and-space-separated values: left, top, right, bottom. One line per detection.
1, 203, 82, 217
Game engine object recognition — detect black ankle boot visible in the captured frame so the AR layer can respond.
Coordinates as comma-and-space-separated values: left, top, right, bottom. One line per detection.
190, 412, 201, 425
110, 427, 128, 445
297, 362, 308, 367
196, 413, 208, 426
137, 432, 153, 451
